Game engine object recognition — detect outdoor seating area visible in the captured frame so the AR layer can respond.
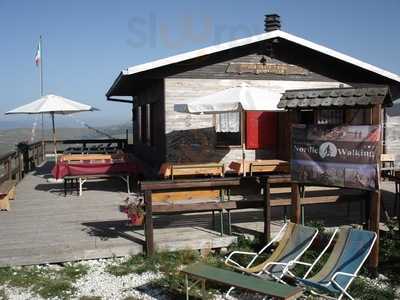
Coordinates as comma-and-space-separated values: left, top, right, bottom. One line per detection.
2, 7, 400, 299
0, 137, 399, 299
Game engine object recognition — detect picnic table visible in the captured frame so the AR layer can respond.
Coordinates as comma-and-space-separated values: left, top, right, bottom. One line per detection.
52, 158, 142, 196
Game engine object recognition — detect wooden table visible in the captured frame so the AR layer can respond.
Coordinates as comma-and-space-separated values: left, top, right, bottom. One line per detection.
182, 263, 303, 300
229, 159, 289, 175
159, 162, 224, 180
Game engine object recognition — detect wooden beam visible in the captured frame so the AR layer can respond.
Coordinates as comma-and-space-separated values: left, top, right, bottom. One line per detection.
140, 177, 244, 192
368, 190, 380, 271
263, 180, 271, 243
291, 183, 301, 223
152, 189, 220, 202
369, 103, 382, 271
144, 190, 154, 256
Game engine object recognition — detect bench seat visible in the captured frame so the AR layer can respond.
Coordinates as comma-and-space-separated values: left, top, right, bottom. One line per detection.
182, 263, 303, 300
0, 180, 16, 211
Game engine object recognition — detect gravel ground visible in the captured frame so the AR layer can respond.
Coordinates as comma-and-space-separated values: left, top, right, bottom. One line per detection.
0, 258, 166, 300
0, 257, 397, 300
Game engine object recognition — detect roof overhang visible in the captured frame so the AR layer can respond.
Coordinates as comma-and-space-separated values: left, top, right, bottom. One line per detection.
278, 86, 392, 109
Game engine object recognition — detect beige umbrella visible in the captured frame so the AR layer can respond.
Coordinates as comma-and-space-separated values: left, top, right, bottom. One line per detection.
5, 94, 98, 155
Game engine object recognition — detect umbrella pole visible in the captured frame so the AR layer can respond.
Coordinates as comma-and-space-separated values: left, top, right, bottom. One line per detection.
51, 112, 57, 159
241, 109, 246, 177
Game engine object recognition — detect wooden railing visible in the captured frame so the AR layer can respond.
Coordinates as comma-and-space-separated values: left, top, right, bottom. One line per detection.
0, 141, 44, 186
42, 138, 128, 154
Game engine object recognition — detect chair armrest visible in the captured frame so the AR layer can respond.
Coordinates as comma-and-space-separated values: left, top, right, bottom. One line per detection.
331, 271, 357, 292
332, 271, 356, 281
224, 251, 257, 269
262, 261, 291, 272
288, 260, 313, 267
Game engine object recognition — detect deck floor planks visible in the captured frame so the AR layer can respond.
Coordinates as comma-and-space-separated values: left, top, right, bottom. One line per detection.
0, 162, 236, 267
0, 162, 397, 267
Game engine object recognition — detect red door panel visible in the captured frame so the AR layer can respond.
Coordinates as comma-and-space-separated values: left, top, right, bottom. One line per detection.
246, 111, 277, 149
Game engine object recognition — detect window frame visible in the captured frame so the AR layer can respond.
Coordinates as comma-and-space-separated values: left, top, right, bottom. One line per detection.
214, 111, 243, 147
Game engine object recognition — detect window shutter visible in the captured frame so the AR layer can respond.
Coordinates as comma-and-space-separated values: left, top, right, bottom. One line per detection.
246, 111, 277, 149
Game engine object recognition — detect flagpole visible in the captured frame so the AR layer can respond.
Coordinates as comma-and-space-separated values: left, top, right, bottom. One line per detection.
39, 35, 43, 96
39, 35, 45, 161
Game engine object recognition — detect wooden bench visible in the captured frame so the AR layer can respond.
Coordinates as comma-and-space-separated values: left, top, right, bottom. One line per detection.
229, 159, 289, 176
140, 177, 265, 255
64, 173, 132, 196
60, 153, 127, 163
159, 162, 224, 180
0, 180, 16, 211
182, 263, 303, 300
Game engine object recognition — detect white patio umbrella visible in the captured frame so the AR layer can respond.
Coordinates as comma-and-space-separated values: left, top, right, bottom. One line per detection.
175, 84, 284, 175
5, 94, 98, 155
177, 84, 284, 114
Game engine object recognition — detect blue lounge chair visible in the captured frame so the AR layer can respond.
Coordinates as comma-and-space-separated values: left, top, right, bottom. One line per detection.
291, 227, 377, 300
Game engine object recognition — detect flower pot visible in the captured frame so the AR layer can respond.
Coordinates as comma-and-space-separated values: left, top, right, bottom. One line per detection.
128, 213, 144, 225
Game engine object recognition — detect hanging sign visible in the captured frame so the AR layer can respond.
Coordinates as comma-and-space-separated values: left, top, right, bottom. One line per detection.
226, 63, 308, 75
291, 124, 381, 191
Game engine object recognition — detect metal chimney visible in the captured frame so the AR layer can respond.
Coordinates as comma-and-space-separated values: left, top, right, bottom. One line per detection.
264, 14, 281, 32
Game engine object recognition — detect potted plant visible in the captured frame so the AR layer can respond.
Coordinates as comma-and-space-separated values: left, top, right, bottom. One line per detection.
120, 196, 145, 226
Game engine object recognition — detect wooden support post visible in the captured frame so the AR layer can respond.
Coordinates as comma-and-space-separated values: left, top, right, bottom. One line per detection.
144, 190, 154, 256
17, 153, 22, 182
291, 183, 301, 223
263, 178, 271, 243
368, 103, 382, 272
368, 190, 380, 272
7, 157, 12, 180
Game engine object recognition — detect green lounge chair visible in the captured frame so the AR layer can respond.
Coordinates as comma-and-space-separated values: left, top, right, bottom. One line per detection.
225, 222, 318, 283
291, 227, 377, 300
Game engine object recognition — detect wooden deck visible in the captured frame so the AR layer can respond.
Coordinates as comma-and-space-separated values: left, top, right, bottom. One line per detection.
0, 162, 239, 267
0, 161, 397, 267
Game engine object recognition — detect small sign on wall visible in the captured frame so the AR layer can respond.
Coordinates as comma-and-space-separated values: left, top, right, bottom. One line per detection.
291, 124, 380, 191
226, 63, 308, 75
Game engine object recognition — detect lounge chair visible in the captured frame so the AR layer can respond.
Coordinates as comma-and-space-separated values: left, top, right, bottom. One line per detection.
225, 222, 318, 283
291, 227, 377, 300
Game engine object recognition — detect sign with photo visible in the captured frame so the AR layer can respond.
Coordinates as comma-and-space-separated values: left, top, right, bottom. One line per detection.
291, 124, 381, 191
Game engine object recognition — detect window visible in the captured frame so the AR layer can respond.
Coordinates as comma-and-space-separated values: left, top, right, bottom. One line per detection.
137, 104, 154, 146
215, 112, 241, 146
315, 109, 343, 125
300, 110, 314, 125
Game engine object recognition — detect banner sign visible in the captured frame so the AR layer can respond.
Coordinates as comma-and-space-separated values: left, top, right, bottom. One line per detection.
291, 124, 381, 191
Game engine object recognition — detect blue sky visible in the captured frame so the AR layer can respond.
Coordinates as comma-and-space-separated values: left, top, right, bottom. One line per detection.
1, 0, 399, 128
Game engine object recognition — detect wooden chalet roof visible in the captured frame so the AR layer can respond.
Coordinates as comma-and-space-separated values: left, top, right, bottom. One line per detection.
277, 86, 392, 109
106, 30, 400, 98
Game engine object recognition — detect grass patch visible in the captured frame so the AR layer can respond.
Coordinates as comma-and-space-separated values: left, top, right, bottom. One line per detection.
0, 263, 88, 299
79, 296, 102, 300
106, 249, 227, 298
349, 276, 396, 300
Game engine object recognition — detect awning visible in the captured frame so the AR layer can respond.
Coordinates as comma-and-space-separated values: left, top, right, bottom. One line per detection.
277, 86, 392, 109
175, 84, 284, 114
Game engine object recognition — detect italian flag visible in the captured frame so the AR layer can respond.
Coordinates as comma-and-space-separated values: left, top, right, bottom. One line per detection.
34, 42, 41, 66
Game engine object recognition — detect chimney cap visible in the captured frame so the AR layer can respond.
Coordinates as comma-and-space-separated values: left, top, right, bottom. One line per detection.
264, 14, 281, 32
